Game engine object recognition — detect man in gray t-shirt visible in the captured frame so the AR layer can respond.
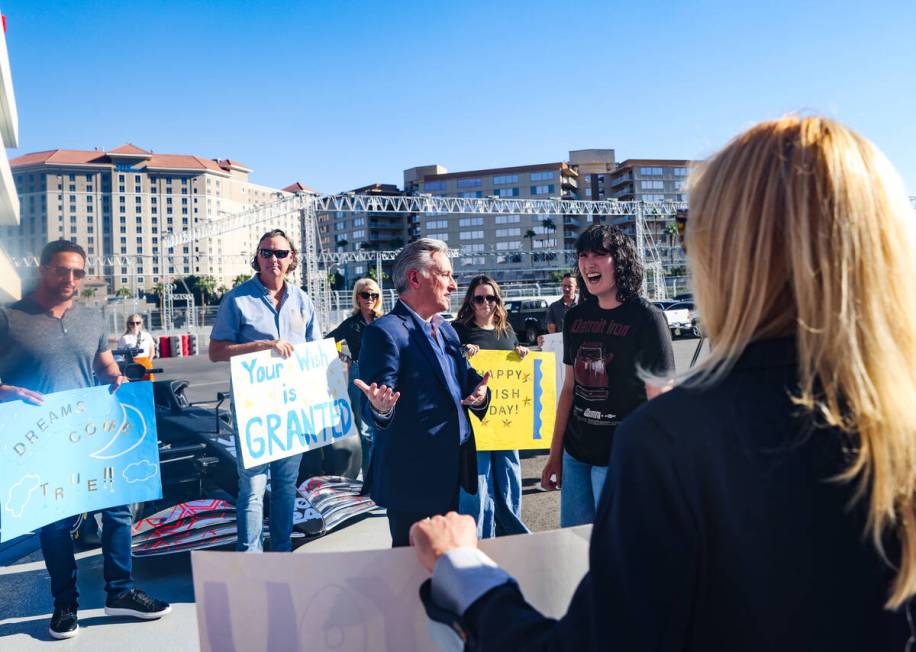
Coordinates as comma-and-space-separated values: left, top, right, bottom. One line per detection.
0, 240, 171, 640
546, 273, 578, 334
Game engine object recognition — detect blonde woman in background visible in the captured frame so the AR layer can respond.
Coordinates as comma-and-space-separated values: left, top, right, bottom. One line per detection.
118, 313, 156, 359
409, 116, 916, 650
327, 278, 385, 480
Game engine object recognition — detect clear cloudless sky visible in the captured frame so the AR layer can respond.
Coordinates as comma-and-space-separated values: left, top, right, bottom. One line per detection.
5, 0, 915, 194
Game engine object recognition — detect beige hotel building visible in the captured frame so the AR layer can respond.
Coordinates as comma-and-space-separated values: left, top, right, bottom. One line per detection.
4, 144, 298, 294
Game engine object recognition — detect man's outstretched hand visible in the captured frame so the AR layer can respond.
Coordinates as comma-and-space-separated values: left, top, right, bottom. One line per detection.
353, 379, 401, 414
410, 512, 479, 573
461, 371, 491, 407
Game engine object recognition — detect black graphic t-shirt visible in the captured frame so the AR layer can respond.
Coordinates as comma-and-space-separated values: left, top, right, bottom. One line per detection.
562, 297, 674, 466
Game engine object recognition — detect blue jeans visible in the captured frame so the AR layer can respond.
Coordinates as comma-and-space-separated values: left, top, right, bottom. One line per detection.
560, 450, 608, 527
233, 434, 302, 553
459, 450, 530, 538
40, 504, 134, 608
349, 360, 374, 482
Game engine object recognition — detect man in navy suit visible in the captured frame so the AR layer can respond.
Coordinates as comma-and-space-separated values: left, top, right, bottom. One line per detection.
354, 238, 491, 547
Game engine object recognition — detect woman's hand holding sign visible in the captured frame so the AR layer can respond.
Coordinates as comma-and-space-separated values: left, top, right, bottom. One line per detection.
353, 379, 401, 414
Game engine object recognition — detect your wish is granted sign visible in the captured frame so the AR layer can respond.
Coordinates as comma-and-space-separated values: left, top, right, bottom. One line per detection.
230, 338, 357, 469
0, 382, 161, 541
468, 350, 557, 451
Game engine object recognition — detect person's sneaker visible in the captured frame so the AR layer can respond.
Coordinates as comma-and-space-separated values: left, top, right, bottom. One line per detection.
48, 605, 79, 640
104, 588, 172, 619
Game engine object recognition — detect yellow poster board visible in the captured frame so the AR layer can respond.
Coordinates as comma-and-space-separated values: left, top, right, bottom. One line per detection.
467, 349, 557, 451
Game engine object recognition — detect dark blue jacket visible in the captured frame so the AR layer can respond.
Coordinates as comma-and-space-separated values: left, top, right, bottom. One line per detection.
439, 338, 909, 651
359, 300, 488, 514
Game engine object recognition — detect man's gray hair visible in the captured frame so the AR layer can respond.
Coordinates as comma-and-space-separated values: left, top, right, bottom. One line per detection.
392, 238, 449, 293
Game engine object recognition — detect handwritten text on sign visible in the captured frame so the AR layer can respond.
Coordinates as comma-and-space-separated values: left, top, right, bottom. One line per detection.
467, 350, 557, 451
0, 382, 161, 541
230, 338, 357, 469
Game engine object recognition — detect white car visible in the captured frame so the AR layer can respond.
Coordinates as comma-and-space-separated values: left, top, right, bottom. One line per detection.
653, 301, 697, 338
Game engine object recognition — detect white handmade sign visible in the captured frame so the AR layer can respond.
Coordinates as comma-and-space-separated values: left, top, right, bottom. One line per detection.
230, 338, 357, 469
192, 525, 592, 652
540, 333, 566, 402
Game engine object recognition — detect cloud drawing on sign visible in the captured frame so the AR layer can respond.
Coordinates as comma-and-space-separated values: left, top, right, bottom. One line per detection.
90, 403, 148, 460
6, 474, 42, 518
122, 459, 158, 484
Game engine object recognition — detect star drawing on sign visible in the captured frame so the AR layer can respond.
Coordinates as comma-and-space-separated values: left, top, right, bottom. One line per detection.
480, 418, 490, 427
502, 418, 513, 428
523, 396, 532, 406
522, 373, 531, 382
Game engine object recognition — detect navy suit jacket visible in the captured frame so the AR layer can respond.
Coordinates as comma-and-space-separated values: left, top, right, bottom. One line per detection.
359, 300, 489, 514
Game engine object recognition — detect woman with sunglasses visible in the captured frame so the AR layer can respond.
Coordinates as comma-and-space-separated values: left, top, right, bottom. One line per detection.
452, 275, 530, 538
327, 278, 385, 480
118, 313, 156, 358
410, 116, 916, 650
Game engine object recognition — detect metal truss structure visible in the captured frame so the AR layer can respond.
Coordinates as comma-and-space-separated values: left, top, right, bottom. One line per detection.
13, 194, 687, 330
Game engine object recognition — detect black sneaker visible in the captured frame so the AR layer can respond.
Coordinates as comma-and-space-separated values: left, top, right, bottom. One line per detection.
104, 588, 172, 620
49, 605, 79, 640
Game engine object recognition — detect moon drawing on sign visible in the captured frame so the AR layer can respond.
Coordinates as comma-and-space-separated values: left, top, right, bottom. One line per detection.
90, 403, 148, 460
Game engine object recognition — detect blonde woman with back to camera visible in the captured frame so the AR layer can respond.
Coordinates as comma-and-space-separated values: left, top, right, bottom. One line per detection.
408, 116, 916, 651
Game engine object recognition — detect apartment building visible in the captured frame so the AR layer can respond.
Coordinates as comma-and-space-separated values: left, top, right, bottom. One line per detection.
402, 160, 581, 283
607, 159, 691, 272
5, 145, 294, 294
0, 14, 20, 303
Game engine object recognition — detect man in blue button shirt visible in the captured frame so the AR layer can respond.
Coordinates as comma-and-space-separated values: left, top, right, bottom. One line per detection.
209, 229, 320, 552
354, 238, 491, 547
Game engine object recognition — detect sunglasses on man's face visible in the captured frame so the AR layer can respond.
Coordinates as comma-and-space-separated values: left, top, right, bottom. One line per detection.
128, 321, 141, 325
472, 295, 498, 305
46, 265, 86, 280
259, 248, 290, 259
359, 292, 379, 300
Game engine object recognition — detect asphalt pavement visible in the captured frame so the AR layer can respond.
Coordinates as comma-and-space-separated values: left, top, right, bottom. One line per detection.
0, 336, 707, 649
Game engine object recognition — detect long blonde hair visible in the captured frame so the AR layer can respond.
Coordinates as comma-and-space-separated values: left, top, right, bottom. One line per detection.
684, 116, 916, 608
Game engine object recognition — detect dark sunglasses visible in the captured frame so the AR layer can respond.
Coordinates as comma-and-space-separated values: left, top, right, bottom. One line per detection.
359, 291, 379, 300
675, 209, 688, 253
128, 321, 141, 325
259, 248, 290, 259
46, 265, 86, 279
472, 295, 498, 305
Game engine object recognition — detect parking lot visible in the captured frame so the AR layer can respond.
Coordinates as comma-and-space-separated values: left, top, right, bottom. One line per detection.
0, 337, 706, 649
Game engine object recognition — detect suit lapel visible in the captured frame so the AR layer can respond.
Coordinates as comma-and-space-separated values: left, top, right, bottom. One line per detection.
394, 301, 452, 396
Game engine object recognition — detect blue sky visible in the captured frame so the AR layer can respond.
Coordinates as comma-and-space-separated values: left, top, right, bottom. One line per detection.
6, 0, 915, 194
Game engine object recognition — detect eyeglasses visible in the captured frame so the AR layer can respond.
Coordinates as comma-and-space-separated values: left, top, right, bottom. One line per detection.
259, 248, 290, 259
359, 292, 379, 300
675, 209, 688, 253
128, 321, 141, 325
472, 295, 498, 305
46, 266, 86, 280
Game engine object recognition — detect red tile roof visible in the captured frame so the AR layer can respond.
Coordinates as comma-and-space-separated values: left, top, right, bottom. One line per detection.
282, 181, 316, 193
109, 143, 151, 155
10, 148, 230, 175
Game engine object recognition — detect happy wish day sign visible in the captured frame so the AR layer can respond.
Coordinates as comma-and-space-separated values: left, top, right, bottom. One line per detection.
230, 338, 357, 469
0, 382, 161, 541
468, 350, 557, 451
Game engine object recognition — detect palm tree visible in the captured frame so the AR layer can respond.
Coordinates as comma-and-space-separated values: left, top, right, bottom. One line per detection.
151, 282, 166, 298
115, 287, 131, 298
664, 221, 680, 266
80, 287, 97, 298
336, 239, 348, 251
541, 218, 557, 235
196, 275, 217, 305
231, 273, 250, 288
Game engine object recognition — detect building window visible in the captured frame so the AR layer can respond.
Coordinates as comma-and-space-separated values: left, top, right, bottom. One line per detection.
458, 217, 483, 227
459, 191, 482, 199
426, 219, 449, 230
530, 171, 555, 182
353, 218, 365, 227
456, 178, 482, 189
493, 174, 518, 185
674, 167, 688, 176
427, 232, 448, 242
496, 227, 521, 237
640, 180, 664, 190
495, 214, 520, 224
496, 241, 520, 251
352, 229, 366, 238
459, 230, 483, 240
530, 184, 554, 195
495, 187, 518, 197
639, 167, 664, 176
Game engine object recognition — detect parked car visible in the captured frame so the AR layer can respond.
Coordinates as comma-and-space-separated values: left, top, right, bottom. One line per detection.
653, 300, 699, 338
504, 296, 557, 344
